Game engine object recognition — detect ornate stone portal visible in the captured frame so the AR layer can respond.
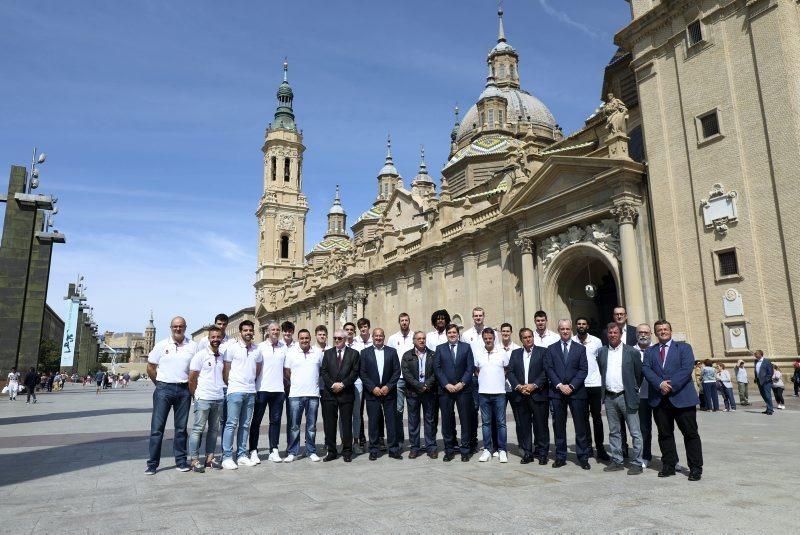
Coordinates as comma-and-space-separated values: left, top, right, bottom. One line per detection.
539, 219, 621, 268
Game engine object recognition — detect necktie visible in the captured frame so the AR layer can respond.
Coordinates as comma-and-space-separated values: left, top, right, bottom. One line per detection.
659, 344, 666, 366
562, 341, 569, 364
337, 349, 343, 370
451, 344, 457, 364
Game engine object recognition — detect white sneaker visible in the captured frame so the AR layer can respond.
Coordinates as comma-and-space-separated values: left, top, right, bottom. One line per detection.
641, 459, 649, 468
499, 451, 508, 463
237, 456, 255, 467
283, 454, 295, 463
309, 453, 321, 462
778, 405, 785, 410
479, 449, 491, 462
249, 450, 261, 464
222, 458, 238, 470
492, 451, 499, 458
268, 449, 282, 463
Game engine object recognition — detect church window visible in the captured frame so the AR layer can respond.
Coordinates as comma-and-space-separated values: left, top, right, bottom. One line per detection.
284, 158, 291, 181
480, 112, 485, 126
280, 235, 289, 259
271, 157, 277, 180
717, 249, 739, 278
498, 110, 504, 126
687, 20, 703, 47
488, 109, 495, 126
498, 64, 505, 78
696, 108, 722, 144
510, 64, 515, 78
700, 111, 719, 138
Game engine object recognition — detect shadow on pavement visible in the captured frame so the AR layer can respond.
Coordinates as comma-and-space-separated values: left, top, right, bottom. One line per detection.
0, 407, 153, 426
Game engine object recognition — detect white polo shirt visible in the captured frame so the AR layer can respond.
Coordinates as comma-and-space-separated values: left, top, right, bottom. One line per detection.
387, 330, 414, 362
573, 333, 602, 387
285, 346, 322, 398
189, 347, 225, 401
256, 339, 286, 392
426, 330, 447, 352
224, 341, 263, 394
148, 337, 198, 383
533, 329, 559, 349
498, 341, 520, 392
475, 346, 510, 394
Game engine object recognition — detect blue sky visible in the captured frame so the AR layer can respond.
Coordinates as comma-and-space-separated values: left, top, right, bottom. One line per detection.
0, 0, 631, 336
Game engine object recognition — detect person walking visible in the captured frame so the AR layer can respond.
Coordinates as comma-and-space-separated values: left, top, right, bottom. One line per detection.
24, 367, 38, 403
792, 358, 800, 398
735, 360, 750, 406
772, 367, 786, 410
700, 360, 719, 412
7, 368, 20, 401
716, 364, 736, 412
754, 350, 774, 415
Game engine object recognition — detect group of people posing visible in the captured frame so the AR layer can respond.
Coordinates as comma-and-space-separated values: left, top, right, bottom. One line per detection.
144, 305, 708, 482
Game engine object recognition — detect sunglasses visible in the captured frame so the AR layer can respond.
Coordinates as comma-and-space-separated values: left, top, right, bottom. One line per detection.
333, 337, 344, 341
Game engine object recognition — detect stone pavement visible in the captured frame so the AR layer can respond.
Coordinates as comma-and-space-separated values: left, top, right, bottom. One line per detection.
0, 382, 795, 534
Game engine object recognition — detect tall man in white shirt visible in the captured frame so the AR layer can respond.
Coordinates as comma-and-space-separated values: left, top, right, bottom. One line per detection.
533, 310, 559, 348
250, 322, 287, 464
426, 309, 450, 352
475, 329, 510, 463
188, 326, 226, 472
145, 316, 198, 475
221, 320, 263, 470
573, 316, 609, 461
598, 323, 644, 475
388, 312, 414, 447
461, 307, 497, 453
283, 329, 323, 462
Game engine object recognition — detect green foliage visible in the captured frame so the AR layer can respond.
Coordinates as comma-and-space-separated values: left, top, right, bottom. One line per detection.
38, 337, 61, 373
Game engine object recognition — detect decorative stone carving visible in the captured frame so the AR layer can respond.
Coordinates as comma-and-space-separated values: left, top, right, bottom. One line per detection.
723, 288, 744, 317
611, 202, 639, 225
277, 214, 295, 231
700, 183, 738, 236
514, 236, 534, 255
603, 93, 629, 135
539, 219, 621, 267
264, 192, 278, 204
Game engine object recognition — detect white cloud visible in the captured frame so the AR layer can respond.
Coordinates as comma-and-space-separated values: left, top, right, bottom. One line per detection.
537, 0, 605, 40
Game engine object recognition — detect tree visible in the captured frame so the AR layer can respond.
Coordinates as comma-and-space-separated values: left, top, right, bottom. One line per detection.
38, 338, 61, 374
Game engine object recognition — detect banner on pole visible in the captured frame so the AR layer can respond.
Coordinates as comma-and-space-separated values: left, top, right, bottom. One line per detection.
60, 299, 80, 368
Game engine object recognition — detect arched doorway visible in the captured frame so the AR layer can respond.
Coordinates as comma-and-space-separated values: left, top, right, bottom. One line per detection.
543, 244, 621, 338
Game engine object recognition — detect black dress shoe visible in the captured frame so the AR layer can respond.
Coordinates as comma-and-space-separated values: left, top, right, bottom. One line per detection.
443, 453, 454, 462
538, 458, 548, 465
323, 453, 338, 462
368, 452, 378, 461
408, 451, 419, 459
603, 462, 624, 472
596, 452, 611, 462
688, 471, 702, 481
389, 452, 403, 460
627, 465, 643, 475
461, 454, 470, 462
378, 438, 387, 452
658, 467, 676, 477
580, 460, 591, 470
342, 455, 352, 463
428, 451, 438, 459
552, 459, 566, 468
520, 455, 532, 465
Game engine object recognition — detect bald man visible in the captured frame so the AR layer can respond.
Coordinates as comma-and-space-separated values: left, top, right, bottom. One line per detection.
145, 316, 198, 475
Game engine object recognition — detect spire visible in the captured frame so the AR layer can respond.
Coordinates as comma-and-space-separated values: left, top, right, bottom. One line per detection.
328, 184, 345, 215
412, 145, 435, 187
325, 184, 347, 238
148, 309, 154, 327
272, 59, 296, 131
451, 105, 461, 143
378, 133, 399, 176
497, 1, 506, 43
283, 57, 288, 81
386, 134, 393, 162
418, 145, 427, 174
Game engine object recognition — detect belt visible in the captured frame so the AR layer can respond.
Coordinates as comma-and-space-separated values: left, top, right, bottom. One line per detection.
156, 381, 188, 387
605, 390, 624, 397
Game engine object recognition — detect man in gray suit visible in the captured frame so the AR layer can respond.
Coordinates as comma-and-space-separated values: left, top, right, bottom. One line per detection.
753, 350, 774, 415
597, 323, 644, 475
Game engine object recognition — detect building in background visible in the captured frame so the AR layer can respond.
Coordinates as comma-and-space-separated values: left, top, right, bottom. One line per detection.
103, 312, 157, 363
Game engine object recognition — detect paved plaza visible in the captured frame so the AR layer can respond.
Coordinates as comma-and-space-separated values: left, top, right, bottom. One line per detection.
0, 382, 795, 533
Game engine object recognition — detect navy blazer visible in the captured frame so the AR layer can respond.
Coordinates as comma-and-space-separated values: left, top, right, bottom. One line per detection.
642, 340, 700, 408
755, 358, 774, 387
433, 341, 475, 393
359, 345, 400, 400
507, 346, 548, 402
543, 339, 589, 399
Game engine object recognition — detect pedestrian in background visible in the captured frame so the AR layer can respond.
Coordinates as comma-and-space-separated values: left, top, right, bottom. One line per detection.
735, 360, 749, 406
772, 366, 785, 410
716, 363, 735, 412
24, 368, 38, 404
700, 360, 719, 412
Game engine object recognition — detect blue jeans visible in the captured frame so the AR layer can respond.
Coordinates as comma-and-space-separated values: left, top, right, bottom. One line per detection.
189, 398, 223, 459
147, 382, 191, 469
758, 382, 774, 413
288, 396, 319, 455
222, 392, 255, 460
701, 382, 719, 411
479, 393, 507, 452
721, 387, 736, 411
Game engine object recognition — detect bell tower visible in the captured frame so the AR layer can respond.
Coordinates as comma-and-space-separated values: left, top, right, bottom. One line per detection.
255, 61, 308, 308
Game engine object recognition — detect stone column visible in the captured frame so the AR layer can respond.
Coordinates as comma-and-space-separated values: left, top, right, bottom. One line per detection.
328, 301, 336, 333
611, 202, 645, 325
355, 291, 365, 321
345, 292, 354, 323
431, 258, 446, 309
514, 236, 536, 325
462, 250, 478, 314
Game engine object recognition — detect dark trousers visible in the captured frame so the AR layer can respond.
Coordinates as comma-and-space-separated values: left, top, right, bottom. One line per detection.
773, 387, 785, 405
470, 388, 479, 449
365, 396, 398, 454
358, 390, 383, 441
249, 391, 285, 452
26, 389, 37, 402
439, 390, 472, 455
585, 386, 606, 455
322, 398, 354, 455
406, 392, 437, 453
701, 382, 719, 411
551, 396, 589, 462
147, 381, 191, 469
757, 382, 774, 413
514, 397, 550, 459
653, 400, 703, 473
638, 397, 653, 461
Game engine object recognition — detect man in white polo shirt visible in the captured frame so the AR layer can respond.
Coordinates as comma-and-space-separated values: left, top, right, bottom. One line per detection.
460, 307, 498, 454
388, 312, 414, 448
475, 328, 510, 463
188, 326, 226, 473
249, 322, 286, 464
283, 329, 323, 462
533, 310, 559, 348
221, 320, 263, 470
573, 316, 609, 462
145, 316, 198, 475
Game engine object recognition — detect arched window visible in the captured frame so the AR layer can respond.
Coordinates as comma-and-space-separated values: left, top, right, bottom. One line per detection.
284, 158, 291, 181
271, 157, 277, 180
280, 235, 289, 259
488, 109, 495, 126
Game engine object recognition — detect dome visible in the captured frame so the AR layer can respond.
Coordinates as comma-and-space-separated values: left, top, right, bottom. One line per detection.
328, 203, 345, 215
489, 41, 516, 57
456, 87, 556, 140
379, 162, 399, 176
277, 81, 293, 99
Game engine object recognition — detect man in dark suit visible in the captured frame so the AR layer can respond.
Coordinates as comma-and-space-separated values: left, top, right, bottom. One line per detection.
600, 306, 637, 346
507, 327, 549, 465
359, 328, 401, 460
597, 323, 644, 475
544, 319, 590, 469
753, 349, 774, 415
320, 329, 360, 462
401, 331, 437, 459
434, 323, 475, 462
642, 319, 703, 481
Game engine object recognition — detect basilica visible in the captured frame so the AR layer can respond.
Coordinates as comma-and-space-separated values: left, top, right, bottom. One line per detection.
255, 0, 800, 365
